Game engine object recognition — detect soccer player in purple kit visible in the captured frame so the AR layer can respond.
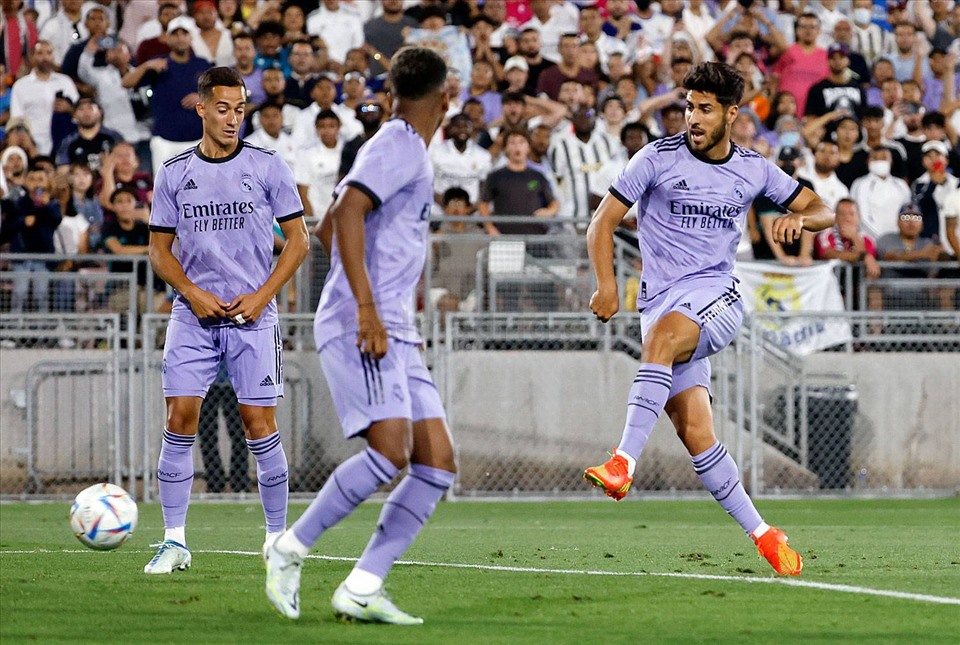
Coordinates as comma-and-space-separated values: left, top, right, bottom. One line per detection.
583, 62, 835, 576
264, 47, 456, 625
144, 66, 309, 574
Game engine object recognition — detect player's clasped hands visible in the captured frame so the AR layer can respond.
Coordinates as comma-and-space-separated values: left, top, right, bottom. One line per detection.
225, 292, 269, 326
772, 213, 806, 244
183, 285, 231, 320
590, 287, 620, 323
356, 303, 388, 359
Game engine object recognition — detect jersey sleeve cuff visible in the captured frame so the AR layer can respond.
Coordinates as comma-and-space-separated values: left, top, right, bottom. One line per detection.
148, 224, 177, 234
276, 210, 304, 223
608, 186, 634, 208
345, 180, 382, 210
779, 183, 804, 210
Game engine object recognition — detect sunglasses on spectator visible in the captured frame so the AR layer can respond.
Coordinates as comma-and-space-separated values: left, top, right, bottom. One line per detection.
359, 104, 381, 113
899, 214, 922, 222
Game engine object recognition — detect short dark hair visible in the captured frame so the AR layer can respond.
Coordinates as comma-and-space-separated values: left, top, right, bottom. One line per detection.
922, 111, 946, 128
254, 20, 284, 38
621, 121, 649, 145
390, 47, 448, 100
110, 186, 138, 203
315, 109, 340, 125
257, 100, 282, 114
442, 186, 470, 205
682, 62, 744, 108
862, 106, 885, 120
504, 130, 529, 145
198, 66, 246, 101
502, 91, 526, 105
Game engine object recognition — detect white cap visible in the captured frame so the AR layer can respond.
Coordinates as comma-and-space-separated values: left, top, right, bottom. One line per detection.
921, 140, 949, 156
81, 1, 109, 23
166, 15, 194, 34
504, 56, 529, 73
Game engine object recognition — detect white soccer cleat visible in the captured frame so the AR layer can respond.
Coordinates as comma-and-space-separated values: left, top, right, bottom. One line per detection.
143, 540, 191, 574
264, 535, 303, 619
262, 532, 281, 559
331, 581, 424, 625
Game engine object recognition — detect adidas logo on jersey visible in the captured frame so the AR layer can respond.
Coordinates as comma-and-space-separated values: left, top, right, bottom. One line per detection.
679, 302, 692, 310
672, 179, 690, 191
184, 178, 198, 190
260, 375, 275, 387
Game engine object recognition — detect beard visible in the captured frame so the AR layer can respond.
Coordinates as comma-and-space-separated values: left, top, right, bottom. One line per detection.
689, 119, 728, 155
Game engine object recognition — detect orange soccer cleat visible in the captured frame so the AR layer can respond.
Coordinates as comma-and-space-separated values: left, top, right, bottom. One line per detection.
753, 526, 804, 576
583, 451, 633, 501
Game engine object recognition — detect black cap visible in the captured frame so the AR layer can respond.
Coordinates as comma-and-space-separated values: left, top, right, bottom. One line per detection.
778, 146, 803, 162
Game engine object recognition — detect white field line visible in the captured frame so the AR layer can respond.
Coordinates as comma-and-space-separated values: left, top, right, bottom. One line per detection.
2, 548, 958, 606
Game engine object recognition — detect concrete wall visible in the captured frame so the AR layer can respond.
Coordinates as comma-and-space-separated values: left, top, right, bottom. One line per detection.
2, 348, 957, 494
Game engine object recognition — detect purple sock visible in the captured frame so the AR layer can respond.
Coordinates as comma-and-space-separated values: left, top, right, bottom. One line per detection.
618, 363, 673, 460
157, 429, 195, 529
247, 433, 288, 533
692, 442, 762, 535
291, 447, 398, 548
356, 463, 456, 580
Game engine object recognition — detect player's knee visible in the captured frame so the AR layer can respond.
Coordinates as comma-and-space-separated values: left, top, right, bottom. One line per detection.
165, 409, 199, 435
243, 423, 275, 440
642, 329, 683, 363
377, 444, 411, 470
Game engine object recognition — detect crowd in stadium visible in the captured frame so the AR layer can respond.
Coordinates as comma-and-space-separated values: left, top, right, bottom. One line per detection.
0, 0, 958, 320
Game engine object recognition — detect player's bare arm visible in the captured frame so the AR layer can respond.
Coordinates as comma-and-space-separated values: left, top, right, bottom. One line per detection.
149, 230, 230, 319
772, 186, 835, 245
329, 185, 388, 359
313, 205, 334, 256
225, 216, 310, 323
586, 192, 631, 322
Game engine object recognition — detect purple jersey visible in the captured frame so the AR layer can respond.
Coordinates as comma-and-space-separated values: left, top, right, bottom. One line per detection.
149, 142, 304, 328
314, 119, 434, 348
610, 133, 801, 301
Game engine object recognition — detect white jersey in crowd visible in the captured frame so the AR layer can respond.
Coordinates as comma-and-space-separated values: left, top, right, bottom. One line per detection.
9, 69, 79, 155
549, 128, 621, 226
78, 50, 150, 144
294, 103, 363, 145
798, 166, 849, 211
245, 128, 298, 174
849, 171, 912, 242
295, 139, 344, 218
942, 186, 960, 258
429, 138, 492, 213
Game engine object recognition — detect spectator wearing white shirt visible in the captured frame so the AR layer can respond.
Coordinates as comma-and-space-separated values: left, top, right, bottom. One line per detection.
548, 105, 619, 228
38, 0, 86, 66
249, 67, 302, 135
78, 36, 150, 146
799, 140, 850, 211
578, 4, 627, 69
850, 147, 912, 242
429, 113, 492, 215
306, 0, 364, 65
293, 74, 362, 145
9, 40, 79, 156
940, 179, 960, 262
523, 0, 579, 64
190, 0, 234, 67
850, 0, 889, 65
295, 109, 343, 219
682, 0, 717, 61
246, 102, 298, 175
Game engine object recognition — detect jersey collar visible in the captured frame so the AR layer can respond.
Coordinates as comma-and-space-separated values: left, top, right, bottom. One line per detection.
194, 140, 245, 164
684, 132, 736, 165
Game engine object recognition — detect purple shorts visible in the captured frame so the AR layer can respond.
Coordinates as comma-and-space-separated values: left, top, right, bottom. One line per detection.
162, 319, 284, 406
319, 335, 446, 439
639, 277, 743, 400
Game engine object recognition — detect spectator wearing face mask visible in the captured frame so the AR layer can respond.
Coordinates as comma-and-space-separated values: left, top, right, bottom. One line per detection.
850, 147, 912, 242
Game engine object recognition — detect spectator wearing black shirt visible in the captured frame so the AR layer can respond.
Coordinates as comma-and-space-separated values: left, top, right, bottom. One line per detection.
752, 147, 816, 266
479, 130, 558, 237
805, 44, 868, 119
55, 98, 121, 173
339, 100, 385, 180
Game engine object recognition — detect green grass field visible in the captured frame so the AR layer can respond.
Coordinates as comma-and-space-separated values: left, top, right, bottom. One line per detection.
1, 498, 958, 644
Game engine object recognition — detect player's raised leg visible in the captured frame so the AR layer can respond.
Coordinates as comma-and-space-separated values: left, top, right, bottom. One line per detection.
584, 312, 700, 500
145, 396, 198, 574
666, 386, 803, 575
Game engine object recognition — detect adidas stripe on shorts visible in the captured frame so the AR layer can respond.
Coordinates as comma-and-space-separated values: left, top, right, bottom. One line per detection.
638, 276, 744, 401
319, 335, 446, 439
161, 318, 284, 406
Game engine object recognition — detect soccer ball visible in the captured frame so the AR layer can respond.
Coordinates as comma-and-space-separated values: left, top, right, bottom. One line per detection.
69, 483, 138, 551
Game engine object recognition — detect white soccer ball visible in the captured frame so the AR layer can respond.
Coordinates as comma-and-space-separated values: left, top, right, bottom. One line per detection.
69, 483, 138, 551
